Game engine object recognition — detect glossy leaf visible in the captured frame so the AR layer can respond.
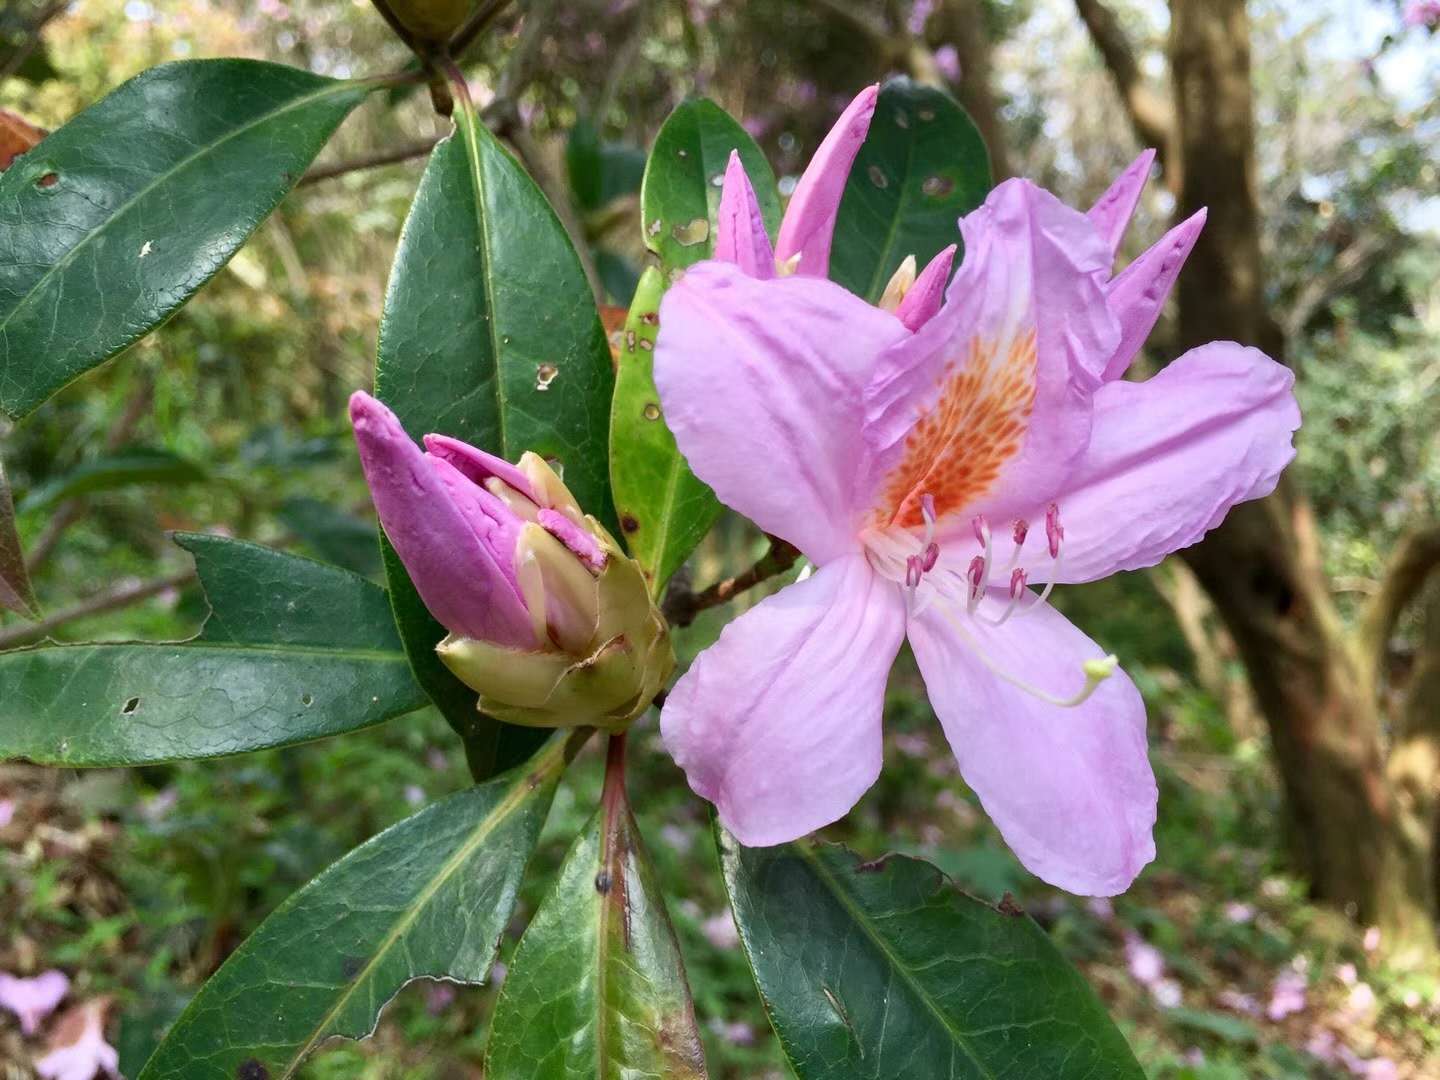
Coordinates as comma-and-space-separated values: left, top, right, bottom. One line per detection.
18, 447, 208, 512
0, 59, 368, 420
373, 106, 613, 771
0, 533, 426, 766
608, 266, 720, 597
0, 453, 37, 618
487, 755, 707, 1078
567, 118, 646, 213
720, 830, 1145, 1080
641, 98, 781, 273
139, 732, 583, 1080
829, 77, 991, 303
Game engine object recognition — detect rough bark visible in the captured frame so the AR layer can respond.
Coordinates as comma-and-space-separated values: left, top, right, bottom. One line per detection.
1072, 0, 1175, 174
1166, 0, 1433, 951
932, 1, 1012, 179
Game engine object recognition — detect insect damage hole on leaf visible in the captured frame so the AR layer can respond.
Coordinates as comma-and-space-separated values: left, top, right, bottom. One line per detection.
121, 697, 140, 715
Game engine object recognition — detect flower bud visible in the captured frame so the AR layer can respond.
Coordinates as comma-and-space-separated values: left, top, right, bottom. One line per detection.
377, 0, 477, 46
350, 391, 674, 732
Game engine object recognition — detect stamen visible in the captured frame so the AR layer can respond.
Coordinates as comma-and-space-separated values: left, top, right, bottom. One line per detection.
877, 254, 918, 312
966, 554, 986, 612
921, 542, 939, 572
1012, 519, 1029, 547
1046, 503, 1064, 559
1009, 567, 1028, 598
905, 555, 923, 589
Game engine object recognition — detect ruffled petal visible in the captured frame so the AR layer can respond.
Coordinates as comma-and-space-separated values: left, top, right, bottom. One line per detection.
714, 150, 775, 279
655, 261, 911, 563
862, 179, 1119, 533
1086, 149, 1156, 260
774, 85, 878, 278
1045, 342, 1299, 583
350, 392, 534, 646
423, 433, 536, 502
908, 596, 1156, 895
661, 555, 906, 846
1101, 209, 1206, 380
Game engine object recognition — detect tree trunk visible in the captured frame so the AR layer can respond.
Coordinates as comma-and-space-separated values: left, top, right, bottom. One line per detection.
1167, 0, 1434, 953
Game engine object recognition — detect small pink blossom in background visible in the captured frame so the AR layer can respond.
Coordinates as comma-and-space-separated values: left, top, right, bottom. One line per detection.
708, 1017, 757, 1047
34, 999, 117, 1080
908, 0, 936, 35
1363, 926, 1382, 952
934, 44, 962, 83
0, 970, 69, 1035
657, 823, 693, 854
489, 961, 508, 988
1403, 0, 1440, 28
1267, 969, 1307, 1021
426, 747, 449, 772
1335, 962, 1358, 987
1218, 989, 1260, 1016
893, 732, 930, 758
425, 981, 457, 1016
701, 912, 740, 950
1151, 979, 1182, 1008
1084, 896, 1114, 921
1123, 931, 1179, 1004
403, 785, 425, 807
140, 788, 178, 823
0, 798, 14, 828
1180, 1048, 1205, 1067
1223, 901, 1255, 924
1345, 981, 1377, 1014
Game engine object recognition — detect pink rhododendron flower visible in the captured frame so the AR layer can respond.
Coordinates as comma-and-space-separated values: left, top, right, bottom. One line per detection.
0, 970, 69, 1036
0, 797, 14, 828
653, 88, 1299, 895
34, 999, 117, 1080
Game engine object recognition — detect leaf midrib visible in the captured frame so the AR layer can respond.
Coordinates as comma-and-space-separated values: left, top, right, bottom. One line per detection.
796, 846, 1000, 1080
0, 72, 361, 339
279, 737, 567, 1077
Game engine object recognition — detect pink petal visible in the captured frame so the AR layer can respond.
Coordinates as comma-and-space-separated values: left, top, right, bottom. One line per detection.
893, 243, 956, 331
1043, 342, 1299, 584
863, 179, 1118, 531
34, 1000, 117, 1080
907, 597, 1157, 895
1101, 208, 1206, 380
0, 970, 69, 1036
1086, 149, 1156, 260
654, 261, 910, 563
423, 433, 535, 502
774, 85, 878, 278
713, 150, 775, 279
349, 391, 534, 646
425, 454, 526, 581
661, 555, 905, 846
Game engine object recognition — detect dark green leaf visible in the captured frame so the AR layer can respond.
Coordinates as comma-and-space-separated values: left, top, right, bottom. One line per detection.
1166, 1007, 1259, 1045
0, 59, 368, 420
487, 770, 707, 1078
0, 453, 37, 618
0, 533, 426, 766
373, 107, 613, 774
380, 535, 545, 779
277, 496, 380, 576
18, 447, 209, 513
374, 111, 614, 523
608, 266, 720, 598
139, 733, 582, 1080
641, 98, 781, 273
829, 77, 992, 303
719, 830, 1145, 1080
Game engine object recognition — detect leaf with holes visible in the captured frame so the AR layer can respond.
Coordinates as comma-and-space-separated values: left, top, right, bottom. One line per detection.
0, 533, 426, 766
641, 98, 780, 274
828, 77, 991, 303
608, 266, 720, 597
719, 829, 1145, 1080
486, 771, 707, 1077
137, 732, 583, 1080
373, 107, 613, 770
18, 447, 209, 513
0, 59, 368, 420
0, 453, 37, 618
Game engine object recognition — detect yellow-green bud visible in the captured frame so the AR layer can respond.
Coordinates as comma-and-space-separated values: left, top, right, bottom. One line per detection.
376, 0, 477, 45
437, 521, 675, 733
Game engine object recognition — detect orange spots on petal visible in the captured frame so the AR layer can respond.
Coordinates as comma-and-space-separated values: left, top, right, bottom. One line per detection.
877, 330, 1038, 528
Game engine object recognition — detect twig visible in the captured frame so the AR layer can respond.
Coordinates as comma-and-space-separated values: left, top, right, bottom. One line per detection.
664, 539, 801, 629
1072, 0, 1175, 167
0, 569, 194, 650
299, 136, 443, 186
0, 0, 68, 83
